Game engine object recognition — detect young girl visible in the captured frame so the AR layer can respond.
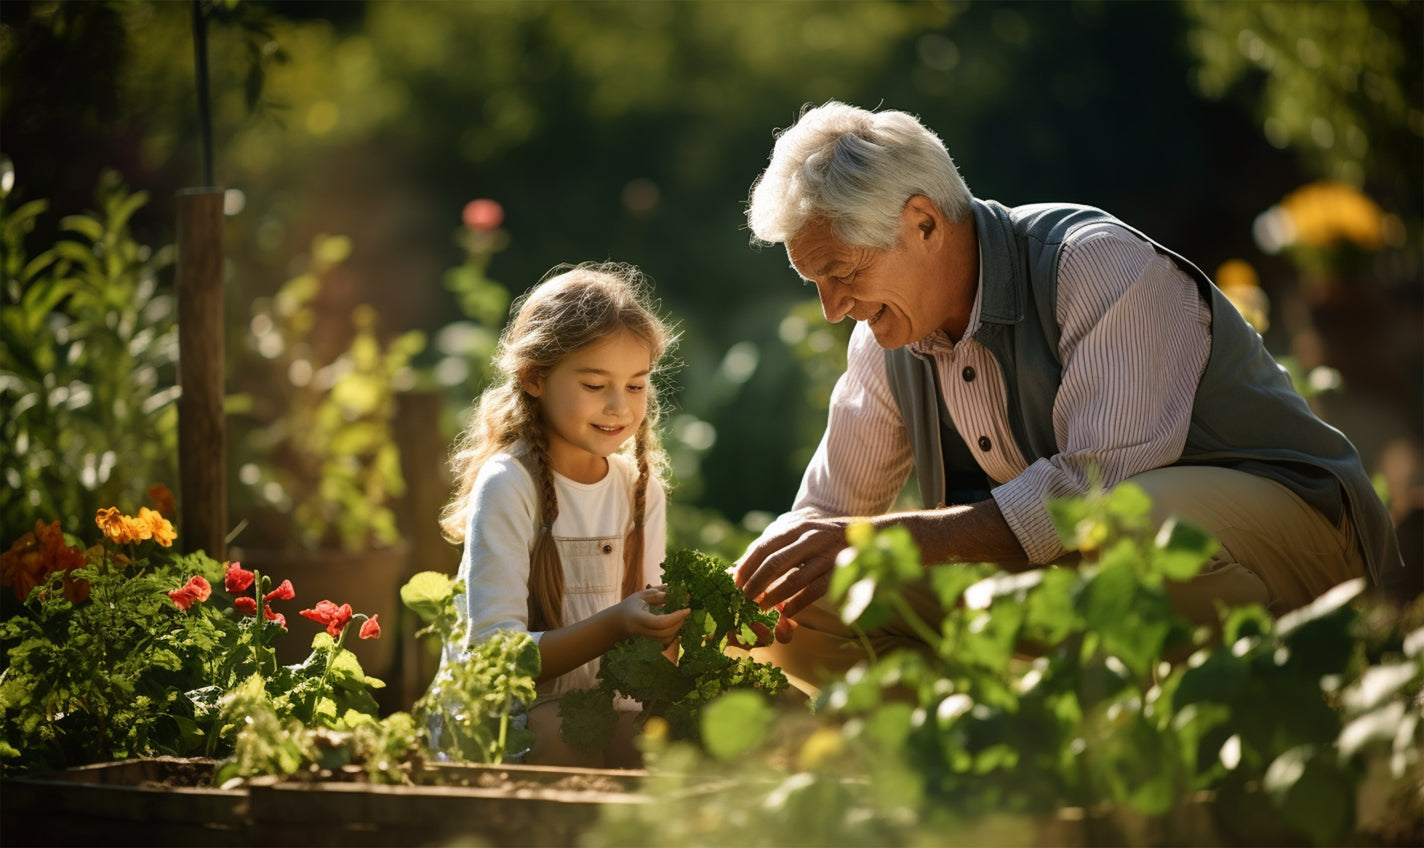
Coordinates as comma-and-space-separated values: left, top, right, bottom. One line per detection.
437, 260, 688, 767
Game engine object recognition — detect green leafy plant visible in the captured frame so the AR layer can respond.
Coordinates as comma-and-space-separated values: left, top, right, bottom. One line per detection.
230, 233, 426, 552
0, 162, 179, 546
586, 486, 1423, 848
213, 675, 423, 787
402, 570, 539, 764
561, 549, 790, 752
0, 494, 390, 776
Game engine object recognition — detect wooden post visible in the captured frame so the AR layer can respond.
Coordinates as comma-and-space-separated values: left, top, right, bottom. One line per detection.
394, 387, 460, 707
176, 188, 227, 559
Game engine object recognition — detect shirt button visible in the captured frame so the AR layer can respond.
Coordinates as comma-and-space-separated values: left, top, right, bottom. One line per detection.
977, 436, 992, 452
962, 366, 976, 382
602, 543, 614, 554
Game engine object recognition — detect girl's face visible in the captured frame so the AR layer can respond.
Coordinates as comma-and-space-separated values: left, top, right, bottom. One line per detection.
524, 329, 653, 484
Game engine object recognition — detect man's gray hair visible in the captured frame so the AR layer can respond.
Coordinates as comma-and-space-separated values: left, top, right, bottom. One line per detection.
746, 101, 973, 250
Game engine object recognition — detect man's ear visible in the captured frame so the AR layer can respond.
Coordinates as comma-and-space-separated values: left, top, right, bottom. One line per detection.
903, 195, 942, 243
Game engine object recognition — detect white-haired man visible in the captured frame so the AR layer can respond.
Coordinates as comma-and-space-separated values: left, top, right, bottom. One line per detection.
734, 101, 1408, 694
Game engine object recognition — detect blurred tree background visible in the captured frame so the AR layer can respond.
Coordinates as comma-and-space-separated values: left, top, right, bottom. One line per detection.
3, 0, 1420, 570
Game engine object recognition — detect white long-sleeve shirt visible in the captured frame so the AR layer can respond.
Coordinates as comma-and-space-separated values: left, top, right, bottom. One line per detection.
448, 450, 666, 698
775, 221, 1213, 564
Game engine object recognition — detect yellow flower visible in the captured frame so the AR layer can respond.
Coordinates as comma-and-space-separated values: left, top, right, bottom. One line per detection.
96, 507, 132, 543
138, 507, 177, 548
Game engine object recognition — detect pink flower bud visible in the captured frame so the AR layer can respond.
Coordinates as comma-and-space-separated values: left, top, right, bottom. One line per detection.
462, 199, 504, 232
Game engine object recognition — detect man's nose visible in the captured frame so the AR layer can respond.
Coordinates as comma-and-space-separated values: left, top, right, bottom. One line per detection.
815, 280, 853, 323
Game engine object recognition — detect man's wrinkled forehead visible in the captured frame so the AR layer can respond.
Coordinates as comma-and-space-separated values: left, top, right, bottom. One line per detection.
785, 218, 846, 282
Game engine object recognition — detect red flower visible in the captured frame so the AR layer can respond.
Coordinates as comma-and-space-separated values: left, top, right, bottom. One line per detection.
300, 600, 354, 638
263, 579, 295, 602
235, 596, 257, 616
359, 615, 381, 640
224, 562, 255, 593
2, 520, 88, 603
265, 607, 287, 629
462, 198, 504, 232
168, 575, 212, 610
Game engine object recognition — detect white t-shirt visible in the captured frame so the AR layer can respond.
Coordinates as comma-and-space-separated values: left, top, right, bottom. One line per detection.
445, 448, 667, 700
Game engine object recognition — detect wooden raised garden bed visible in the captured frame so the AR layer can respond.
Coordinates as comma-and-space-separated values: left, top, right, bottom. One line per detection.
2, 756, 648, 847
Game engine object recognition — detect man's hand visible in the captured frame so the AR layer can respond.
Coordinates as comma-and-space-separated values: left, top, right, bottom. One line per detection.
734, 516, 854, 641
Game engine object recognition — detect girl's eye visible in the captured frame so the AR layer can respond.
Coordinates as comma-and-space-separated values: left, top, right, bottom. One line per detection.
582, 383, 604, 391
628, 384, 647, 393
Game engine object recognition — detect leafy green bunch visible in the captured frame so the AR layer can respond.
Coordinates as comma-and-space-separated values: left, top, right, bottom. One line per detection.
401, 571, 539, 764
561, 549, 789, 752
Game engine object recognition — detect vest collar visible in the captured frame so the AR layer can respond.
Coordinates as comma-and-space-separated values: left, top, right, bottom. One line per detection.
970, 198, 1025, 327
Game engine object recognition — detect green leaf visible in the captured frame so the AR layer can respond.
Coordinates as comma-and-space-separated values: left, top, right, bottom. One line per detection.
700, 691, 770, 761
400, 571, 455, 623
1151, 516, 1218, 581
1263, 745, 1354, 845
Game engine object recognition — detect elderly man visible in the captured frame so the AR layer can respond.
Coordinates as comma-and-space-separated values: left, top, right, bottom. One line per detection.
734, 101, 1407, 694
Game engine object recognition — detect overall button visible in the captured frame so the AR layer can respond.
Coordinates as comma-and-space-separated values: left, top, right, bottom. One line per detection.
962, 366, 976, 383
977, 436, 992, 452
601, 543, 614, 554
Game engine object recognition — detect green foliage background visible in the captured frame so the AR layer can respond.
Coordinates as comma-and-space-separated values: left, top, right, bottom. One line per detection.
1, 1, 1419, 564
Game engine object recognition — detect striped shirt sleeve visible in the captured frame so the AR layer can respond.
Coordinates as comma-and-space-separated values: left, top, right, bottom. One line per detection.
993, 224, 1212, 563
781, 322, 915, 523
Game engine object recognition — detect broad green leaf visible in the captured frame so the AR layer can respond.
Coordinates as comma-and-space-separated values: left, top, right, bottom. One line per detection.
400, 571, 456, 622
839, 575, 877, 624
1151, 516, 1218, 580
1263, 745, 1354, 845
701, 690, 770, 761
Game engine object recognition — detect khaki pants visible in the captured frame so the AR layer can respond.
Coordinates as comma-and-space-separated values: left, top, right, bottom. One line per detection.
750, 466, 1368, 697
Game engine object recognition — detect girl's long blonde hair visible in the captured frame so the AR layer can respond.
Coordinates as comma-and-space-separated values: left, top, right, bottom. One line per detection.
440, 261, 675, 631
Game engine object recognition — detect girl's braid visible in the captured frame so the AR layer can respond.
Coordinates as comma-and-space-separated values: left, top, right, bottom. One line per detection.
622, 416, 652, 598
527, 421, 564, 631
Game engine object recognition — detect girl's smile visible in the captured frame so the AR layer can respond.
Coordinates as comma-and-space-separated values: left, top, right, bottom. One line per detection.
524, 329, 653, 484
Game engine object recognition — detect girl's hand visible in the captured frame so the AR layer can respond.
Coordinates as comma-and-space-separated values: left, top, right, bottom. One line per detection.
615, 585, 690, 643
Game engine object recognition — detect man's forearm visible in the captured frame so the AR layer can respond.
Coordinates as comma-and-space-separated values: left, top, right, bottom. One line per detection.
871, 499, 1032, 570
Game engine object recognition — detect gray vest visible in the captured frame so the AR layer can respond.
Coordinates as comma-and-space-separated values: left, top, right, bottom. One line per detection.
885, 198, 1405, 591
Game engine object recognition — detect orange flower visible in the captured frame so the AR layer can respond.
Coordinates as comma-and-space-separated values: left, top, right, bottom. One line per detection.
95, 507, 129, 542
137, 507, 176, 548
147, 483, 176, 517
